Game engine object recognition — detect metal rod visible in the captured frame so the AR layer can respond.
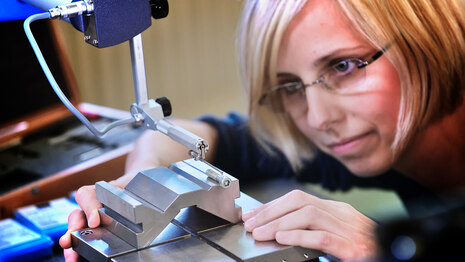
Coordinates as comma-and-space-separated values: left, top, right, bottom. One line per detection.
129, 34, 148, 106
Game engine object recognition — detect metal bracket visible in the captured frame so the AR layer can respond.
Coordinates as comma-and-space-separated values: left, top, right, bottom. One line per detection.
95, 159, 241, 248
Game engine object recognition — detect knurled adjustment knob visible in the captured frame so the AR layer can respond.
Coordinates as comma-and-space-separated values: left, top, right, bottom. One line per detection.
156, 97, 172, 117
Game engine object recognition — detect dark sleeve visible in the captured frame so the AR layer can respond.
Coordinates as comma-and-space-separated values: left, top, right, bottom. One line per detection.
198, 112, 295, 182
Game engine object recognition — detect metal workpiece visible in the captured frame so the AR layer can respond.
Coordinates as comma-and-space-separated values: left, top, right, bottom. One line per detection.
72, 205, 323, 262
71, 222, 191, 262
200, 224, 324, 262
94, 159, 241, 249
111, 237, 236, 262
73, 159, 323, 261
71, 227, 136, 262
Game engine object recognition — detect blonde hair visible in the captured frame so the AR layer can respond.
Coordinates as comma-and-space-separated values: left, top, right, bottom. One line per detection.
237, 0, 465, 171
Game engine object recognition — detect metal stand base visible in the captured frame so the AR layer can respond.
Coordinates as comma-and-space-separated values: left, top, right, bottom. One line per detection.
71, 159, 324, 261
72, 196, 323, 261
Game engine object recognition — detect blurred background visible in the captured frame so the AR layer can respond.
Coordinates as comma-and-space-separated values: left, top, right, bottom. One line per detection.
55, 0, 407, 222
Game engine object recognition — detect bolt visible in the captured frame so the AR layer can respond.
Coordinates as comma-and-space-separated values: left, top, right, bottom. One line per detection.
133, 113, 144, 122
206, 169, 231, 188
80, 230, 93, 236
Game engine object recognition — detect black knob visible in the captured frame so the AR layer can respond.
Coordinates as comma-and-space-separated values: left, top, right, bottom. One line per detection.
156, 97, 172, 117
149, 0, 169, 19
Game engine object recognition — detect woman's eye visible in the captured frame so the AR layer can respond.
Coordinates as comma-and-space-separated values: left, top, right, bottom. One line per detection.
332, 59, 357, 74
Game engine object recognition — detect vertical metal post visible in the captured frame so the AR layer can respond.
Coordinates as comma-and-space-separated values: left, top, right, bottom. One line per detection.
129, 34, 148, 106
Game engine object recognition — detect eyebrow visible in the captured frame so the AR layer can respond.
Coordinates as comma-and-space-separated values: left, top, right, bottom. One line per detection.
276, 72, 299, 78
276, 45, 371, 77
311, 45, 368, 67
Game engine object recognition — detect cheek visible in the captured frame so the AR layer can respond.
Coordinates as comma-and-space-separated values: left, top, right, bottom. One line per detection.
371, 67, 401, 131
288, 109, 320, 143
350, 67, 401, 142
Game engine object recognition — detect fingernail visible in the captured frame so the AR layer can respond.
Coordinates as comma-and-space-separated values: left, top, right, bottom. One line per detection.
89, 210, 99, 227
59, 232, 69, 247
275, 231, 288, 243
244, 217, 255, 231
254, 225, 265, 234
242, 211, 252, 221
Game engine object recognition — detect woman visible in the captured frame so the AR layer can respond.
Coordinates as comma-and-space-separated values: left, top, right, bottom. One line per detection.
60, 0, 465, 260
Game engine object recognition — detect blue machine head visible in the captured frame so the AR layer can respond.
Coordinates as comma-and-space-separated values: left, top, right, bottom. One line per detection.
1, 0, 168, 48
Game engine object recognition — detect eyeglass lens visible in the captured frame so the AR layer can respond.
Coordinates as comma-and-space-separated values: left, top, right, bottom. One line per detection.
274, 59, 368, 113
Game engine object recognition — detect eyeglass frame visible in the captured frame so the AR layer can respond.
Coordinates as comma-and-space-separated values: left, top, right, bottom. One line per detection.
258, 45, 390, 109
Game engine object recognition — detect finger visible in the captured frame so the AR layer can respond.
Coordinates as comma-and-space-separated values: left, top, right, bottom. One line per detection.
252, 205, 353, 241
324, 199, 376, 228
242, 198, 279, 221
63, 247, 80, 262
245, 190, 372, 232
75, 185, 102, 228
59, 209, 87, 249
244, 190, 323, 231
275, 230, 356, 260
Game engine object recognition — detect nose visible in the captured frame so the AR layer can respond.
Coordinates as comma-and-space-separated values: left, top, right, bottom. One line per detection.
304, 86, 343, 131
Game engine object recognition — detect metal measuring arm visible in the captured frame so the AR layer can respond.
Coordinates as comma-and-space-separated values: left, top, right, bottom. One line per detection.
128, 34, 209, 161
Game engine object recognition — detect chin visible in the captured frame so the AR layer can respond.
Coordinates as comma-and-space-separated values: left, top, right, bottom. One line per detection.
341, 155, 394, 177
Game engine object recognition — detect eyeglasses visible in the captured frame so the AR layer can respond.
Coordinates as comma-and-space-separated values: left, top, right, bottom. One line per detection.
259, 47, 388, 113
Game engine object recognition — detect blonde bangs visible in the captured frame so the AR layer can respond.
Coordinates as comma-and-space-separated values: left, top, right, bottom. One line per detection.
238, 0, 311, 170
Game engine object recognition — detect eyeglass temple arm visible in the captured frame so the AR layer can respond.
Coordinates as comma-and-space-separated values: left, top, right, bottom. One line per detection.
358, 44, 391, 69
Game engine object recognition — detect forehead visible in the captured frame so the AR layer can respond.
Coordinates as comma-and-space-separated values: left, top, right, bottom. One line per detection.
278, 0, 369, 70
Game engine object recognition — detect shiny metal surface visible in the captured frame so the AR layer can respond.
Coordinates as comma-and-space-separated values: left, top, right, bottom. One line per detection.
129, 34, 148, 106
201, 224, 324, 262
111, 237, 235, 262
94, 159, 241, 249
73, 160, 324, 261
156, 120, 209, 160
71, 227, 135, 262
73, 204, 323, 261
71, 222, 190, 261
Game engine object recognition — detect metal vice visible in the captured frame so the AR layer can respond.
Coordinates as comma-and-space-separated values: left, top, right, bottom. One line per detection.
94, 159, 241, 249
71, 159, 324, 261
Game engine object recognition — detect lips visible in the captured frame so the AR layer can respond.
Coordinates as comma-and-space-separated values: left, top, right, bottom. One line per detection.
326, 132, 373, 156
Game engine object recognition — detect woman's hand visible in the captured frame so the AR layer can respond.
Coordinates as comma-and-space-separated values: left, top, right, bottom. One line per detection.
59, 184, 102, 261
242, 189, 378, 261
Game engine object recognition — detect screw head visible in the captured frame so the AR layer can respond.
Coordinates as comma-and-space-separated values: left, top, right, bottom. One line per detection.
80, 230, 93, 236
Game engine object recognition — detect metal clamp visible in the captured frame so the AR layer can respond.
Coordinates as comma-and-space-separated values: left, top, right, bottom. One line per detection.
95, 159, 241, 248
